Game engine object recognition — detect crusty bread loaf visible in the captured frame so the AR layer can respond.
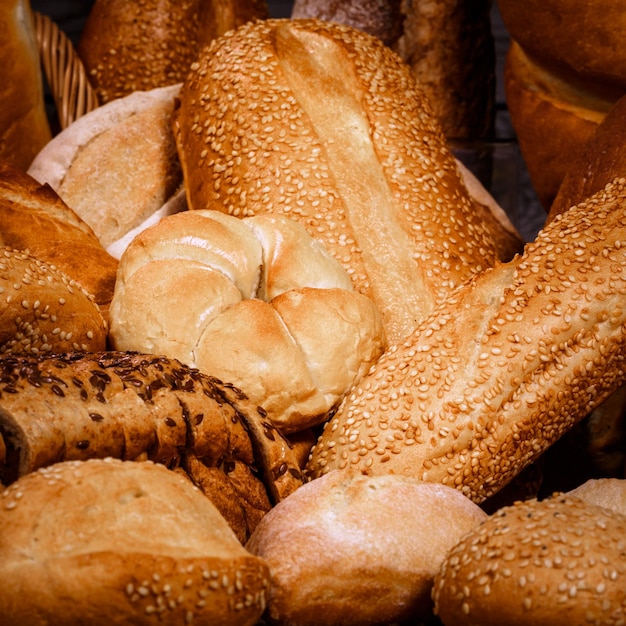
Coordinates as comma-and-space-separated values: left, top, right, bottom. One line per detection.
174, 18, 504, 343
78, 0, 268, 104
0, 0, 51, 170
109, 210, 387, 434
433, 495, 626, 625
0, 247, 107, 356
306, 178, 626, 503
0, 457, 270, 626
0, 351, 305, 541
0, 160, 118, 313
246, 470, 487, 625
504, 40, 611, 210
28, 84, 185, 253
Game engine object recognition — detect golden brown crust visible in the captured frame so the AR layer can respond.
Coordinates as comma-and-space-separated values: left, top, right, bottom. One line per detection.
0, 161, 118, 313
433, 495, 626, 625
504, 41, 610, 210
246, 471, 487, 625
306, 178, 626, 503
0, 248, 107, 357
0, 0, 51, 170
174, 18, 500, 343
0, 458, 270, 626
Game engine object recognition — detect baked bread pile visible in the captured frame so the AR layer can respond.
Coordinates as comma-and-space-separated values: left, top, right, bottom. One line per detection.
498, 0, 626, 210
2, 7, 626, 625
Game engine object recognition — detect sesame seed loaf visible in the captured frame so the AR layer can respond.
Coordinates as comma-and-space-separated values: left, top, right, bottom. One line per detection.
0, 457, 270, 626
173, 18, 513, 344
108, 209, 387, 435
0, 351, 305, 542
0, 247, 107, 356
432, 495, 626, 625
306, 177, 626, 503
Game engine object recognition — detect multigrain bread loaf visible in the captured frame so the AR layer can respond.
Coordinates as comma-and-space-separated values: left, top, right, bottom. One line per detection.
28, 84, 185, 255
306, 178, 626, 503
246, 470, 487, 626
0, 0, 51, 169
0, 458, 270, 626
0, 160, 118, 313
432, 495, 626, 625
0, 248, 107, 356
174, 18, 509, 344
78, 0, 268, 104
0, 351, 305, 541
109, 210, 387, 434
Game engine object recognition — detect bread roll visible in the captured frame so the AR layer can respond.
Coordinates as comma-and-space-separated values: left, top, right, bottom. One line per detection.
28, 84, 185, 253
306, 178, 626, 503
504, 40, 611, 210
109, 210, 387, 434
0, 160, 118, 313
0, 247, 107, 356
0, 457, 270, 626
0, 351, 305, 540
78, 0, 268, 104
174, 18, 503, 343
246, 470, 487, 625
566, 477, 626, 516
433, 495, 626, 625
0, 0, 52, 170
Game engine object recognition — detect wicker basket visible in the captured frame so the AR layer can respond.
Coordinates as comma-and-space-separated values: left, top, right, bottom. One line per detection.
34, 11, 99, 131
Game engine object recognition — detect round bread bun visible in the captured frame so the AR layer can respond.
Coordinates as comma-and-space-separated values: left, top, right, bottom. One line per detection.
28, 84, 185, 254
503, 40, 612, 210
432, 494, 626, 625
0, 247, 107, 355
0, 457, 270, 626
108, 209, 387, 434
245, 470, 487, 625
566, 477, 626, 517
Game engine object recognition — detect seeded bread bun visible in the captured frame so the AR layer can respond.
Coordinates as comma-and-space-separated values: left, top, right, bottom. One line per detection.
246, 470, 487, 625
0, 160, 118, 314
173, 18, 508, 344
432, 495, 626, 625
0, 351, 305, 541
0, 0, 52, 170
0, 247, 107, 356
306, 178, 626, 503
0, 457, 270, 626
109, 210, 387, 434
77, 0, 268, 104
28, 84, 185, 255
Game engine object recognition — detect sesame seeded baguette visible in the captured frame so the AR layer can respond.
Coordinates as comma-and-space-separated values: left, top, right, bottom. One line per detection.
0, 458, 270, 626
306, 178, 626, 503
432, 495, 626, 625
173, 18, 507, 344
0, 247, 107, 356
0, 351, 305, 541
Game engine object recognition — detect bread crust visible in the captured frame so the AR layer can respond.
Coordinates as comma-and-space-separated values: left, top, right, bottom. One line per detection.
174, 18, 501, 343
306, 178, 626, 502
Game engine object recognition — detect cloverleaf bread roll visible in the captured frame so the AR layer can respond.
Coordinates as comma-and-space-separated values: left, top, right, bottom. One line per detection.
307, 178, 626, 503
0, 458, 270, 626
173, 18, 505, 344
246, 470, 487, 626
0, 248, 107, 356
109, 210, 387, 434
432, 495, 626, 625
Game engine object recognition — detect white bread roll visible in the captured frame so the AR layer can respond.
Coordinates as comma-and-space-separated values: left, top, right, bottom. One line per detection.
28, 84, 185, 253
173, 18, 505, 344
0, 457, 270, 626
0, 0, 51, 170
109, 210, 386, 434
566, 477, 626, 516
433, 495, 626, 625
306, 177, 626, 503
246, 470, 487, 625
